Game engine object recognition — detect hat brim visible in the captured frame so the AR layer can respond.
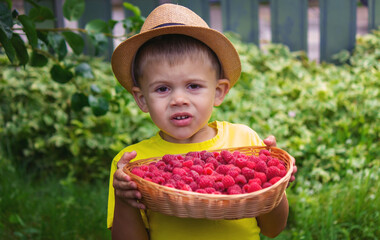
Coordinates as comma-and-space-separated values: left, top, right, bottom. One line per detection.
111, 25, 241, 93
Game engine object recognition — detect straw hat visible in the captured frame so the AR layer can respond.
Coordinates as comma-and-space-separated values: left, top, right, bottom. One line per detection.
111, 3, 241, 93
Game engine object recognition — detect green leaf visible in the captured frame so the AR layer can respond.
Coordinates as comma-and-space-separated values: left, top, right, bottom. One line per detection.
1, 0, 12, 9
47, 32, 67, 61
75, 63, 94, 79
71, 92, 89, 111
85, 19, 110, 34
28, 6, 54, 22
123, 2, 141, 17
18, 15, 38, 48
63, 0, 85, 21
11, 33, 29, 65
30, 50, 48, 67
0, 29, 16, 63
61, 31, 84, 55
89, 95, 109, 116
50, 64, 73, 84
90, 84, 101, 93
0, 2, 13, 39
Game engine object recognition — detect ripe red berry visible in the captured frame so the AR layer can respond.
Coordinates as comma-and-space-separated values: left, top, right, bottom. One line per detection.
241, 167, 255, 180
255, 160, 268, 174
235, 174, 247, 185
247, 182, 262, 193
267, 166, 281, 180
259, 149, 271, 156
222, 175, 235, 188
254, 171, 267, 185
269, 177, 282, 185
198, 176, 215, 189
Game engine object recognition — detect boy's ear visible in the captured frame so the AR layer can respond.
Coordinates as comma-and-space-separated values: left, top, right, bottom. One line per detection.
131, 86, 149, 113
214, 79, 230, 106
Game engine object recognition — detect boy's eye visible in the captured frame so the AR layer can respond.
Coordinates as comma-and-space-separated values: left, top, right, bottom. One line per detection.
155, 86, 169, 93
188, 84, 200, 90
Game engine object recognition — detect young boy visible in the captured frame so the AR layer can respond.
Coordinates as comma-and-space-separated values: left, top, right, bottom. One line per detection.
109, 3, 295, 240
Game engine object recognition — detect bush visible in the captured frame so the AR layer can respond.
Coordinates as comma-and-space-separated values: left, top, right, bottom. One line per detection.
1, 30, 379, 185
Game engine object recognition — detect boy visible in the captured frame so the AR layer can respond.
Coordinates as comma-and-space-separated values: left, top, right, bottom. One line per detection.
109, 3, 295, 240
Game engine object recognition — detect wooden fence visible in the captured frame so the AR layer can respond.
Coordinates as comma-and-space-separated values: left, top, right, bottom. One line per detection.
24, 0, 380, 62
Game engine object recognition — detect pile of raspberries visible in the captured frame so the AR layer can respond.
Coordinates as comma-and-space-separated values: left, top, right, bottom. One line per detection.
131, 149, 287, 195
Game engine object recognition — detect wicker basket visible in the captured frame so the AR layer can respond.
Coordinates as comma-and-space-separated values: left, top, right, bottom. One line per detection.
123, 146, 293, 220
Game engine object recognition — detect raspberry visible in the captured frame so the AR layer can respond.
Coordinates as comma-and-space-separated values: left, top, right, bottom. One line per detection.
181, 184, 193, 191
170, 160, 182, 168
249, 156, 260, 163
262, 182, 273, 188
205, 157, 219, 169
172, 167, 187, 176
222, 175, 235, 188
241, 167, 255, 180
140, 165, 149, 171
131, 168, 145, 178
152, 176, 165, 184
204, 187, 216, 194
279, 169, 287, 177
186, 151, 200, 158
246, 182, 262, 193
204, 162, 215, 170
267, 159, 280, 167
248, 178, 262, 186
227, 168, 240, 178
235, 157, 247, 168
259, 149, 271, 156
162, 154, 176, 163
162, 172, 172, 181
255, 160, 268, 174
176, 180, 186, 189
269, 177, 282, 185
216, 164, 231, 175
266, 166, 280, 180
195, 189, 207, 194
164, 183, 175, 188
227, 184, 242, 194
213, 181, 225, 191
189, 170, 200, 181
254, 171, 267, 185
182, 176, 194, 184
277, 163, 286, 171
144, 171, 154, 179
171, 174, 182, 182
190, 165, 203, 174
235, 174, 247, 185
155, 160, 166, 170
203, 167, 214, 175
193, 158, 205, 166
189, 181, 198, 191
246, 161, 256, 169
182, 159, 194, 168
212, 173, 224, 182
259, 154, 268, 162
221, 150, 234, 163
200, 151, 214, 160
198, 176, 215, 189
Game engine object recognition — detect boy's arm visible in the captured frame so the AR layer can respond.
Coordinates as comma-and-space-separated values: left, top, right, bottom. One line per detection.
256, 193, 288, 238
112, 195, 149, 240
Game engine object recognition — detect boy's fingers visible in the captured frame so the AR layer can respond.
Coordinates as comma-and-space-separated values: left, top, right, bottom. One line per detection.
263, 135, 276, 147
114, 168, 132, 182
117, 151, 137, 169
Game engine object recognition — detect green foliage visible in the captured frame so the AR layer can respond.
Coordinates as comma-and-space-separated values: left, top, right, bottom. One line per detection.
0, 55, 156, 182
213, 31, 379, 188
0, 0, 144, 117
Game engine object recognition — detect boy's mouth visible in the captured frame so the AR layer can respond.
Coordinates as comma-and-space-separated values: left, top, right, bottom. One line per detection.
171, 113, 192, 126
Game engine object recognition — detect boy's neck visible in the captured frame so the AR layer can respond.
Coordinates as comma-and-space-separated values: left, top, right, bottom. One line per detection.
158, 124, 217, 144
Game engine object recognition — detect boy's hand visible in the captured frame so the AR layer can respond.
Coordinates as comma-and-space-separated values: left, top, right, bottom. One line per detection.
113, 151, 146, 209
263, 135, 297, 185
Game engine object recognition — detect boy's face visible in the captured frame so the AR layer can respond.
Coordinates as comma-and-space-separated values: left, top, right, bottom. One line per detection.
132, 57, 230, 144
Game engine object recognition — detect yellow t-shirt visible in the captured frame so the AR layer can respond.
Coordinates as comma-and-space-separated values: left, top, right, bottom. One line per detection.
107, 121, 264, 240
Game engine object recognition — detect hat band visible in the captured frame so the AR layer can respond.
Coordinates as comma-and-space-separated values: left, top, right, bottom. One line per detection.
152, 23, 185, 29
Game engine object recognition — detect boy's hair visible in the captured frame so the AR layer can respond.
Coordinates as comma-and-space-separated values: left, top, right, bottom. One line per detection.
133, 34, 222, 86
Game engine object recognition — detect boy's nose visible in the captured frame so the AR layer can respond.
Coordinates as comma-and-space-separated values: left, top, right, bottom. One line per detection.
170, 91, 189, 106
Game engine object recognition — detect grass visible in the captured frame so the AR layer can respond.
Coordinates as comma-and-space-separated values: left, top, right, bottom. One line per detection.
0, 162, 111, 240
1, 159, 379, 240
